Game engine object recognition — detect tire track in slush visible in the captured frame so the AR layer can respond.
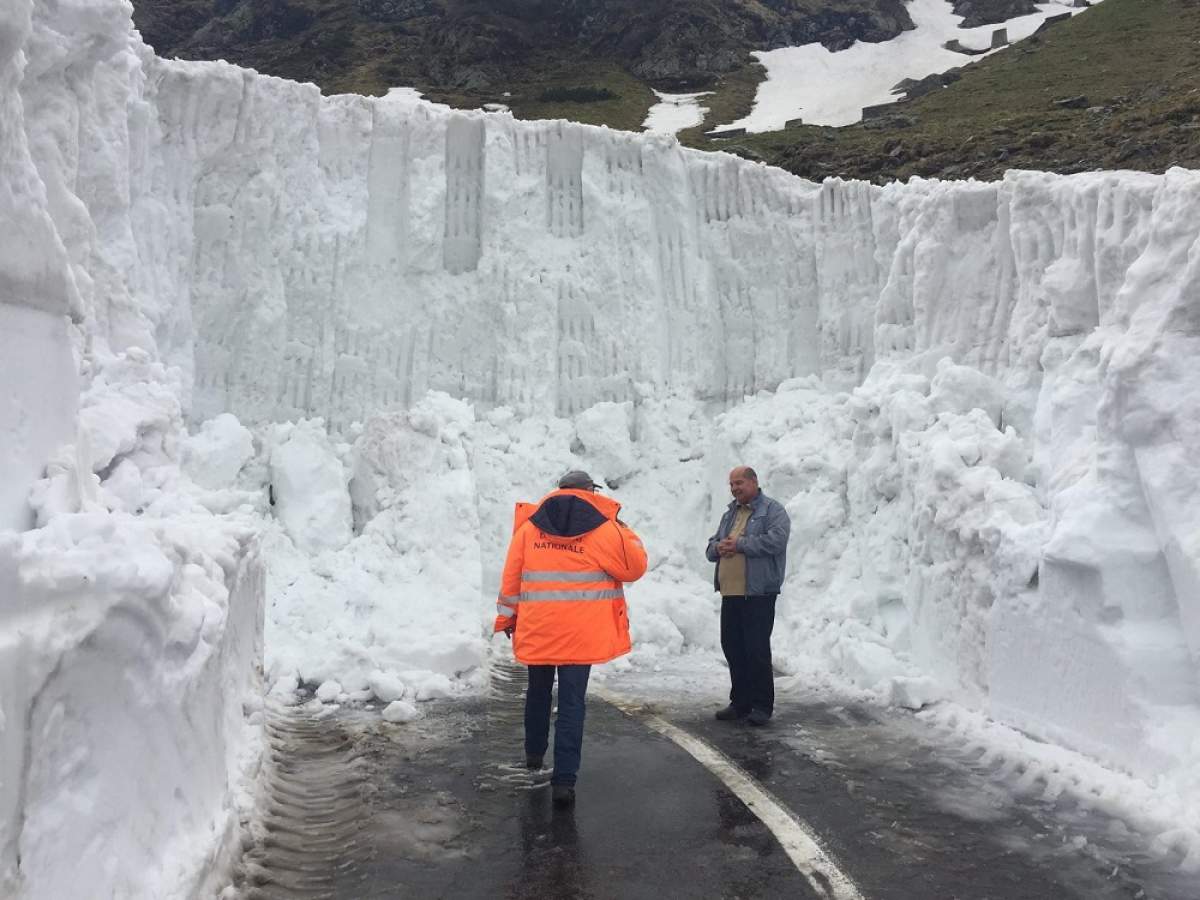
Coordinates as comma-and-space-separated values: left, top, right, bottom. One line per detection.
233, 702, 372, 899
233, 660, 540, 900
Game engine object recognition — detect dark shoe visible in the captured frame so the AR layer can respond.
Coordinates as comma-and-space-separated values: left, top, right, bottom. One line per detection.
551, 784, 576, 808
715, 704, 749, 721
525, 754, 544, 770
747, 708, 771, 727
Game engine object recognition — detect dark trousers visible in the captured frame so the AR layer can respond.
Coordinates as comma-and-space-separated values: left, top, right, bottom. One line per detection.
720, 594, 776, 715
525, 664, 592, 786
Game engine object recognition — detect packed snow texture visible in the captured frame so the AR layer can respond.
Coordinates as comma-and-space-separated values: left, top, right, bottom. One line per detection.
3, 0, 1200, 892
0, 304, 77, 531
729, 0, 1097, 129
1, 1, 265, 897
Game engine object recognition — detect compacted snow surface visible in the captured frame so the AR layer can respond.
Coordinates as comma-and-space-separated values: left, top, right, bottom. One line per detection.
2, 0, 1200, 895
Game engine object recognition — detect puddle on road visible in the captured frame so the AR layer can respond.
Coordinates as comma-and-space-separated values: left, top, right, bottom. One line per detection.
478, 658, 553, 794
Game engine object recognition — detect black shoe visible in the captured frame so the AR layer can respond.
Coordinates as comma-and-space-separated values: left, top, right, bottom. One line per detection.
747, 708, 771, 727
525, 754, 544, 770
552, 784, 576, 808
715, 704, 749, 721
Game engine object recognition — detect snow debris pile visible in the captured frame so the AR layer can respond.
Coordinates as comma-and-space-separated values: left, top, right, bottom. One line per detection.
265, 396, 489, 699
3, 0, 1200, 893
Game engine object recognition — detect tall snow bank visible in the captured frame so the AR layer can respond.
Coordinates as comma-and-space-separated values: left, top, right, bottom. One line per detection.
0, 0, 266, 896
0, 0, 79, 532
0, 359, 266, 899
0, 514, 263, 899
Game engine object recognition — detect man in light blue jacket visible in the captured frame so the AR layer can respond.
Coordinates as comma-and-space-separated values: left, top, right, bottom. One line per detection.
705, 466, 791, 726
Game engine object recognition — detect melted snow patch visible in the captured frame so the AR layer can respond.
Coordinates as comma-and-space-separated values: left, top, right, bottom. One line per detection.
643, 90, 713, 135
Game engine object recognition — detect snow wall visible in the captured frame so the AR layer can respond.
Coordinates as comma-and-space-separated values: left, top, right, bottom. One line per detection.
3, 0, 1200, 893
1, 1, 265, 897
145, 50, 1200, 789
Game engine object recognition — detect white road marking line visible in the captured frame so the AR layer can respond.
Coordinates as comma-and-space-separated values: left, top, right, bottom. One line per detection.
595, 687, 866, 900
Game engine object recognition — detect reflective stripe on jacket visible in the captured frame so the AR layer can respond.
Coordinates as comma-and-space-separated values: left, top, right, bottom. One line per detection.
494, 489, 647, 666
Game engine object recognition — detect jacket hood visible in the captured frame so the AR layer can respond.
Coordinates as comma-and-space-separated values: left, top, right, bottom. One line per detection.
530, 489, 620, 538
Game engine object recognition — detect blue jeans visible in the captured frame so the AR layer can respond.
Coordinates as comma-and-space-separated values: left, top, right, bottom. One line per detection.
525, 664, 592, 786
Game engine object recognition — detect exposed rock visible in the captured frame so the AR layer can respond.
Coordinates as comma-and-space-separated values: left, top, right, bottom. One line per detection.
863, 113, 917, 130
356, 0, 437, 21
1034, 12, 1073, 33
895, 68, 962, 101
953, 0, 1039, 28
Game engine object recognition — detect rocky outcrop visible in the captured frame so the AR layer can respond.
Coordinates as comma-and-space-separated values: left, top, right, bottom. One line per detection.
133, 0, 916, 93
952, 0, 1040, 28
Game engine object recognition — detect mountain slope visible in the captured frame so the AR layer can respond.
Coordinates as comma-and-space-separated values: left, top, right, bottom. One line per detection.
724, 0, 1200, 182
133, 0, 912, 96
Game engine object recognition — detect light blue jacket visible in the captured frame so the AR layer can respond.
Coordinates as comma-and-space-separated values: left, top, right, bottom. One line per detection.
705, 492, 791, 596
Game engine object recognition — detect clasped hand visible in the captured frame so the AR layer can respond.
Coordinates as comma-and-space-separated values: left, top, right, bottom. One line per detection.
717, 537, 739, 557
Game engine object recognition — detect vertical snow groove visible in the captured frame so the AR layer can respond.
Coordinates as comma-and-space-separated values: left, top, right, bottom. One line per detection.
546, 122, 584, 238
555, 281, 596, 416
367, 104, 412, 269
443, 115, 485, 275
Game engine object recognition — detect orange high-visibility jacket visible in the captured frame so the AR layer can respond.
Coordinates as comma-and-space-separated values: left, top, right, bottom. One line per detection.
494, 489, 648, 666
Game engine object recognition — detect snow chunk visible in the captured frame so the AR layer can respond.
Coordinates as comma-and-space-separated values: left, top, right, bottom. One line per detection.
889, 676, 943, 710
929, 359, 1006, 427
269, 420, 352, 555
574, 402, 637, 487
183, 414, 255, 490
382, 700, 421, 723
413, 673, 454, 702
315, 680, 342, 703
367, 671, 407, 704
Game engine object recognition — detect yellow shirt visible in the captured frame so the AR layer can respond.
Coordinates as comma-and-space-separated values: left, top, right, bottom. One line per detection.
718, 505, 753, 597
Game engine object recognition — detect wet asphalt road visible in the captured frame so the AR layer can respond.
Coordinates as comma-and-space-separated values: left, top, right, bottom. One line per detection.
235, 669, 1199, 900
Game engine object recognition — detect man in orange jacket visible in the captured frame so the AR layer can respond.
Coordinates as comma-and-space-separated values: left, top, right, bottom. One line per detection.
494, 470, 648, 808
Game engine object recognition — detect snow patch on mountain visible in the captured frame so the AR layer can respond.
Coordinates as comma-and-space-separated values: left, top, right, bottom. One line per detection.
730, 0, 1097, 129
643, 90, 712, 135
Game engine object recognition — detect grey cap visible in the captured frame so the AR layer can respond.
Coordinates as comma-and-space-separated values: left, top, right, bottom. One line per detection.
558, 469, 597, 491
